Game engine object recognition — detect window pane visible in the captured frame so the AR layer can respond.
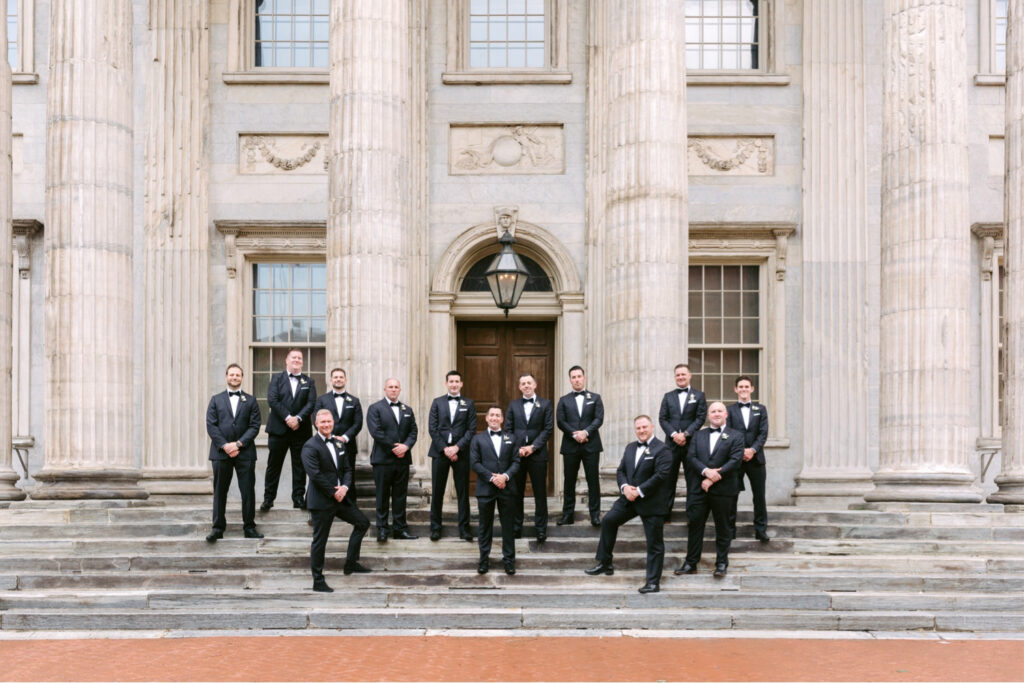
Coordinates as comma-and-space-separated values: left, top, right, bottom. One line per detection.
292, 291, 310, 315
686, 0, 760, 71
273, 292, 289, 315
723, 292, 741, 317
310, 263, 326, 289
255, 0, 329, 69
254, 291, 271, 316
470, 0, 546, 69
252, 346, 271, 371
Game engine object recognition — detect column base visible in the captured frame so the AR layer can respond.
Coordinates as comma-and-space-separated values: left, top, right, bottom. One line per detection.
141, 470, 212, 496
31, 469, 149, 500
987, 472, 1024, 505
792, 470, 874, 508
864, 469, 983, 504
0, 470, 27, 501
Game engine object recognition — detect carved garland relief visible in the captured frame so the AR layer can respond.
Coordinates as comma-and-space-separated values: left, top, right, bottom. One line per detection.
687, 136, 774, 176
239, 134, 329, 174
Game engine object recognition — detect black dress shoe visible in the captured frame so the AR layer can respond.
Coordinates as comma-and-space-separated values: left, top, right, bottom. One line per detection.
205, 530, 223, 543
312, 582, 334, 593
377, 530, 388, 543
292, 499, 306, 509
343, 562, 372, 575
556, 514, 574, 526
756, 532, 771, 543
638, 582, 660, 594
477, 559, 489, 575
673, 562, 697, 575
584, 562, 614, 576
243, 528, 264, 539
713, 563, 728, 578
393, 530, 418, 540
259, 502, 272, 513
590, 514, 601, 527
503, 561, 516, 575
430, 530, 441, 541
460, 530, 475, 542
536, 531, 547, 543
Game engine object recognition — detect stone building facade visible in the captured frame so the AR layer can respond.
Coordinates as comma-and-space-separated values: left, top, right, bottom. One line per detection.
0, 0, 1021, 508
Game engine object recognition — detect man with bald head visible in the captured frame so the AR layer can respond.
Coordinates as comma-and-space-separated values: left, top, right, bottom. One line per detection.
366, 378, 419, 542
674, 401, 743, 578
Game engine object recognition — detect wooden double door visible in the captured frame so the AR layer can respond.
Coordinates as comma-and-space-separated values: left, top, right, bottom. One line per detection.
456, 320, 557, 490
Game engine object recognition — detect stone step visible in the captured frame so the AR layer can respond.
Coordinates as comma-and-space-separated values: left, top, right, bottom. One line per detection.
9, 570, 1024, 593
1, 607, 1020, 632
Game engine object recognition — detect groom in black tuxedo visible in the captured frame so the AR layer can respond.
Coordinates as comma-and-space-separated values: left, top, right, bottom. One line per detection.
302, 409, 371, 592
584, 415, 672, 593
504, 373, 554, 542
658, 363, 708, 520
470, 406, 521, 575
427, 370, 477, 541
262, 348, 316, 512
205, 363, 263, 542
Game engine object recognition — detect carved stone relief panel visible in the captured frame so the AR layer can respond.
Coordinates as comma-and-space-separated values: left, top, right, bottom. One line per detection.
238, 133, 329, 174
687, 135, 775, 176
449, 123, 565, 175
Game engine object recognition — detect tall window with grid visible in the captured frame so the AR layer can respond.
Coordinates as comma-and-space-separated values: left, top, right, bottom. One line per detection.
994, 0, 1009, 72
469, 0, 546, 69
687, 264, 762, 403
251, 263, 327, 418
685, 0, 759, 70
254, 0, 329, 68
5, 0, 16, 68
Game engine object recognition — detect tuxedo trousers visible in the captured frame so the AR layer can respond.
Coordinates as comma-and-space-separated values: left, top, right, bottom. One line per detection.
730, 460, 767, 537
372, 463, 410, 533
476, 492, 516, 562
265, 433, 307, 506
430, 454, 471, 534
513, 455, 548, 533
211, 457, 256, 532
685, 490, 733, 566
595, 497, 665, 585
309, 500, 369, 582
560, 450, 601, 517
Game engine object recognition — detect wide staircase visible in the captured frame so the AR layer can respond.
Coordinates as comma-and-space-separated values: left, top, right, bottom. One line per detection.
0, 500, 1022, 633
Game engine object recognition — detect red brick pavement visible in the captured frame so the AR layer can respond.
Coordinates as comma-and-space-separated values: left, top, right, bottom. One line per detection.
1, 635, 1021, 682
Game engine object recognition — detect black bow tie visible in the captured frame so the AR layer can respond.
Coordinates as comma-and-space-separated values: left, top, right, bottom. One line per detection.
334, 392, 346, 398
389, 402, 400, 408
489, 430, 501, 437
523, 398, 535, 403
573, 391, 585, 397
710, 427, 722, 433
448, 396, 461, 401
739, 402, 752, 408
676, 387, 689, 393
289, 374, 301, 379
637, 441, 648, 449
228, 391, 241, 397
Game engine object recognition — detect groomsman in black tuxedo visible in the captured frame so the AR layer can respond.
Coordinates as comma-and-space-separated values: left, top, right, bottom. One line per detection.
584, 415, 673, 592
427, 370, 477, 542
313, 368, 363, 504
366, 378, 418, 542
504, 373, 554, 542
674, 401, 744, 578
470, 406, 521, 575
302, 409, 372, 593
261, 348, 316, 512
727, 375, 771, 542
205, 364, 264, 542
555, 366, 604, 527
658, 363, 708, 520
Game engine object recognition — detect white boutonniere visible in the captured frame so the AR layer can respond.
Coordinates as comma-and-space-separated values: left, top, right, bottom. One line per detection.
721, 433, 728, 440
300, 378, 306, 385
240, 395, 246, 402
459, 399, 466, 406
586, 393, 592, 400
346, 396, 353, 403
751, 407, 760, 413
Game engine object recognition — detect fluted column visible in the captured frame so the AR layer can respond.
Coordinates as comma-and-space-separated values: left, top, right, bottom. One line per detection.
867, 0, 981, 503
793, 0, 875, 505
141, 1, 212, 494
33, 0, 146, 499
991, 0, 1024, 504
595, 1, 688, 452
326, 2, 412, 413
0, 20, 23, 500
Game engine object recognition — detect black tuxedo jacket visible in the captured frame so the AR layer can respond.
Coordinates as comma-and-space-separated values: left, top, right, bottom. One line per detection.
658, 387, 708, 443
503, 396, 554, 462
726, 401, 769, 465
206, 390, 262, 461
301, 434, 352, 510
686, 427, 745, 497
469, 431, 521, 498
427, 395, 477, 458
366, 398, 418, 466
555, 390, 604, 455
313, 391, 363, 456
265, 371, 316, 438
615, 437, 673, 516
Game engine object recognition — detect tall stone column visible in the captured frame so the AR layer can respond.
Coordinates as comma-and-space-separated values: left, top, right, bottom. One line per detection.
33, 0, 146, 499
866, 0, 981, 503
793, 0, 875, 505
0, 20, 24, 501
141, 1, 212, 494
326, 2, 412, 417
991, 0, 1024, 504
594, 0, 688, 451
